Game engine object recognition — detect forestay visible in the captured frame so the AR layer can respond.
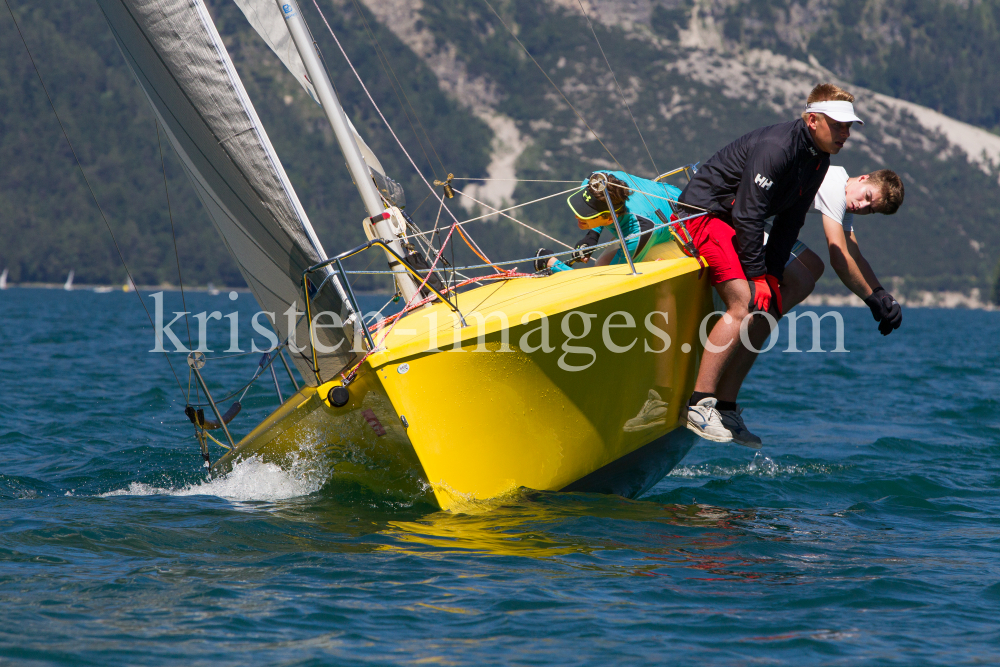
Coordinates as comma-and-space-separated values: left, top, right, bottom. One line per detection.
96, 0, 359, 383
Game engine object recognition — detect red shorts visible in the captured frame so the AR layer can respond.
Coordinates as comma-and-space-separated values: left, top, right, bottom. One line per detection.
684, 214, 747, 285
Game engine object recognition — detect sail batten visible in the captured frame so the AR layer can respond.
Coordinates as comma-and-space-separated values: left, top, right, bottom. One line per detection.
98, 0, 357, 383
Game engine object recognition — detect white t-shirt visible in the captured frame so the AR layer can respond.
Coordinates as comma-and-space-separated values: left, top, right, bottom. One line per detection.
813, 166, 854, 232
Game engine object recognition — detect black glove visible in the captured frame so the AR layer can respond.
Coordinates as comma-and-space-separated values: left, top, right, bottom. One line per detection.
571, 230, 601, 264
534, 248, 553, 274
863, 287, 902, 336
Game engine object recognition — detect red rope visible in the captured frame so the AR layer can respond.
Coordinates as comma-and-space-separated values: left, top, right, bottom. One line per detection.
368, 270, 536, 334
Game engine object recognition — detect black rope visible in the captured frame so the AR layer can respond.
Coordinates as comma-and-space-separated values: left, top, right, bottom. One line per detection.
479, 0, 623, 171
4, 0, 186, 400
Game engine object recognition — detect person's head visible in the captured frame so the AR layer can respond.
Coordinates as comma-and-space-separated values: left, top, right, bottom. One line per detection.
846, 169, 905, 215
802, 84, 863, 155
567, 173, 630, 229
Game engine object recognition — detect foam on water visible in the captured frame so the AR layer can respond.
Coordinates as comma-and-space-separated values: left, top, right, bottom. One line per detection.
669, 451, 829, 478
101, 455, 329, 502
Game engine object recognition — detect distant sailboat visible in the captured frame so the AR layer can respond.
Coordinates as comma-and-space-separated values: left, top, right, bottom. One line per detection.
207, 282, 220, 296
0, 269, 7, 290
63, 270, 74, 291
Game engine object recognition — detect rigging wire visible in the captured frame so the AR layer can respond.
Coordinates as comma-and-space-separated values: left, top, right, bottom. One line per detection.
478, 0, 623, 172
5, 0, 187, 400
402, 186, 579, 240
452, 188, 572, 248
154, 120, 194, 354
575, 0, 658, 175
310, 0, 504, 271
154, 119, 198, 406
450, 178, 581, 183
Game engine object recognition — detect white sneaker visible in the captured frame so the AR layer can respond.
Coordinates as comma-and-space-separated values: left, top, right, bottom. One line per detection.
685, 397, 733, 443
718, 407, 763, 449
623, 389, 669, 432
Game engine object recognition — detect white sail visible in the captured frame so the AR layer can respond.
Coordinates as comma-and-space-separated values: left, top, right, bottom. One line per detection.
0, 269, 7, 290
96, 0, 359, 383
232, 0, 389, 181
232, 0, 317, 103
64, 270, 74, 291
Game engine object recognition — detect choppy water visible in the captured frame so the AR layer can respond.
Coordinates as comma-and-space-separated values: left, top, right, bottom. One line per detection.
2, 288, 999, 665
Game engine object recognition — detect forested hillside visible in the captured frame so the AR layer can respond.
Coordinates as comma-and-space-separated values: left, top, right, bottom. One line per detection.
2, 0, 1000, 299
718, 0, 1000, 133
0, 0, 491, 290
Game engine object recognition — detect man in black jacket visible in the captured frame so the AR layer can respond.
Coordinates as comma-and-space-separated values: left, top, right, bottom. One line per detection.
679, 83, 862, 447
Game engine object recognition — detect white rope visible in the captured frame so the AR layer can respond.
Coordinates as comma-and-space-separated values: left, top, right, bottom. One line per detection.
403, 186, 579, 241
449, 178, 581, 183
343, 209, 707, 274
452, 187, 573, 249
363, 295, 398, 326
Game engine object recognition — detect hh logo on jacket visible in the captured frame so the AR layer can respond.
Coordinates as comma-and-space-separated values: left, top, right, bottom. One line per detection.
754, 173, 773, 190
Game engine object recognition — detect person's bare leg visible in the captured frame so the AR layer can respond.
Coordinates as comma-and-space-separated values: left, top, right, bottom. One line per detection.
715, 250, 825, 401
693, 278, 751, 393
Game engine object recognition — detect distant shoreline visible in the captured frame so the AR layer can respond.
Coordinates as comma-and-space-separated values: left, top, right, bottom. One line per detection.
0, 284, 393, 297
4, 283, 995, 310
804, 289, 997, 311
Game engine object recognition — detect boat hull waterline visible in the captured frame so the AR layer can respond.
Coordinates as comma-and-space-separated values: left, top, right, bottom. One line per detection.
212, 249, 712, 510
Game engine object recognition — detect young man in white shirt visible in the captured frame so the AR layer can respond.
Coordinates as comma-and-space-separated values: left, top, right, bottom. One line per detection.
714, 166, 905, 443
782, 167, 905, 332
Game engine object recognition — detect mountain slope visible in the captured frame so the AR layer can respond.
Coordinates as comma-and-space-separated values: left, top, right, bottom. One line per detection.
362, 0, 1000, 296
2, 0, 998, 300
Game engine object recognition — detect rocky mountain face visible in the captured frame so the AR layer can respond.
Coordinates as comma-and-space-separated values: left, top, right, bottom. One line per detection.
3, 0, 999, 300
356, 0, 1000, 298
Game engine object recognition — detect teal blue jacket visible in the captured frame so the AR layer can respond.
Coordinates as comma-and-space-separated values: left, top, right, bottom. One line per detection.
551, 171, 682, 272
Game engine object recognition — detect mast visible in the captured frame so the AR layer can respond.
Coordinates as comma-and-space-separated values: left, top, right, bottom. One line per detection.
277, 0, 421, 303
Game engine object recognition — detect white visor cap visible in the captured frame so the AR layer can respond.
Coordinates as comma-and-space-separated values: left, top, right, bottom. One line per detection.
804, 100, 864, 125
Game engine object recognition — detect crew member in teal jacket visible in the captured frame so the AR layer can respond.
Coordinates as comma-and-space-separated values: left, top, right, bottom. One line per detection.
534, 171, 682, 272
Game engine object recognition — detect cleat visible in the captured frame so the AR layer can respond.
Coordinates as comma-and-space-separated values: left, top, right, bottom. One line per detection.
685, 397, 734, 443
718, 407, 763, 449
624, 389, 669, 432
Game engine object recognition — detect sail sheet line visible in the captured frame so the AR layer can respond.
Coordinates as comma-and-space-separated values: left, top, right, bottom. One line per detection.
346, 0, 444, 178
478, 0, 623, 173
154, 118, 195, 354
575, 0, 658, 175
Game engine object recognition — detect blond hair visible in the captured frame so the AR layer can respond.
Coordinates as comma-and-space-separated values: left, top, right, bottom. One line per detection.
867, 169, 904, 215
802, 83, 855, 121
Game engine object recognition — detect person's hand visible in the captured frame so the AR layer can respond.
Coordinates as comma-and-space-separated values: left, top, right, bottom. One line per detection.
749, 274, 782, 315
765, 274, 782, 315
864, 287, 902, 335
571, 230, 601, 264
534, 248, 554, 274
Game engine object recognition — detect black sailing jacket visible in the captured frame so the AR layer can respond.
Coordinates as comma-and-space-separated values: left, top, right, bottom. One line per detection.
677, 118, 829, 280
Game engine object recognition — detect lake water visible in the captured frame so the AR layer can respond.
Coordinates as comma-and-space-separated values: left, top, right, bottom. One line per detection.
2, 288, 998, 665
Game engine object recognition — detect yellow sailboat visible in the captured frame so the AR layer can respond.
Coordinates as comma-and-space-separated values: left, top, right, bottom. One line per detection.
99, 0, 712, 510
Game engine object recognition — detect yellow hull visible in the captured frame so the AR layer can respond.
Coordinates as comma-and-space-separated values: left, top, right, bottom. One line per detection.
212, 244, 712, 510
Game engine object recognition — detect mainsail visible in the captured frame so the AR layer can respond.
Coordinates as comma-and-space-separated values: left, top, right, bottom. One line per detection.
96, 0, 359, 384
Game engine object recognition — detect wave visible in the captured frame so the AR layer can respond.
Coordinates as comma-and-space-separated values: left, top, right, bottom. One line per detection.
668, 452, 843, 479
100, 454, 330, 502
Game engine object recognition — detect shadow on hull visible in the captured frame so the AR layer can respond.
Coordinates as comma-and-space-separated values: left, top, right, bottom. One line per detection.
562, 426, 696, 499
